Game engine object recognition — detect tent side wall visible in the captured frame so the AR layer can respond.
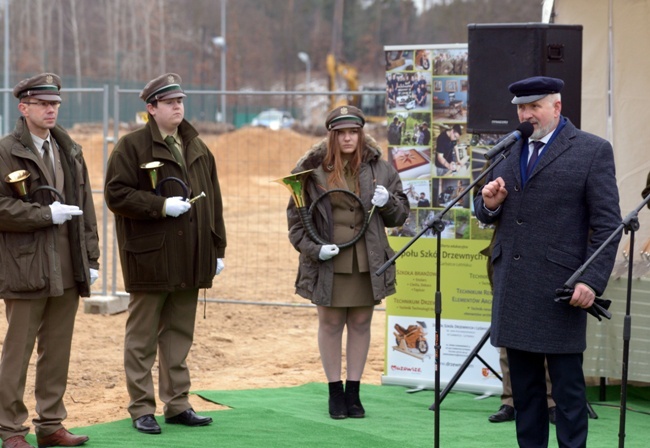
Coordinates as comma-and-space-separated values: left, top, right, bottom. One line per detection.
555, 0, 650, 242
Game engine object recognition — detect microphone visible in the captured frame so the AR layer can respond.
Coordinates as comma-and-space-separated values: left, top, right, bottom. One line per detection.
484, 121, 534, 160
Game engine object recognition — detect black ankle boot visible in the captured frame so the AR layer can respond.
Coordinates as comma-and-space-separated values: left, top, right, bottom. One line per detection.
345, 380, 365, 418
328, 381, 348, 419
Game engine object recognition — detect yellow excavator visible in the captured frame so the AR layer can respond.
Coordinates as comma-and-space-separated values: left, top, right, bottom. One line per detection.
326, 53, 385, 122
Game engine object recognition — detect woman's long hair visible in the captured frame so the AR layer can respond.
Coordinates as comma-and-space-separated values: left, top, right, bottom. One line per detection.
322, 129, 366, 193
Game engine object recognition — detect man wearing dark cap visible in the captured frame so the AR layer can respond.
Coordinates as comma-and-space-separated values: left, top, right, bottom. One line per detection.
643, 171, 650, 208
417, 121, 431, 145
434, 123, 462, 176
105, 73, 226, 435
474, 76, 621, 447
0, 73, 99, 448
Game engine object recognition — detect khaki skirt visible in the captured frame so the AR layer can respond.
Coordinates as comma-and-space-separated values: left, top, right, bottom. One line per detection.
330, 262, 375, 308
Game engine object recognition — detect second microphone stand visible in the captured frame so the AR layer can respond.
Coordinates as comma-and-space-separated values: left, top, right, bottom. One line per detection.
560, 193, 650, 448
376, 146, 513, 448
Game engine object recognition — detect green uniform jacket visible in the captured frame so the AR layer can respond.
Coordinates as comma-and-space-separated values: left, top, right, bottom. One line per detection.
287, 135, 409, 306
0, 117, 100, 299
104, 116, 226, 292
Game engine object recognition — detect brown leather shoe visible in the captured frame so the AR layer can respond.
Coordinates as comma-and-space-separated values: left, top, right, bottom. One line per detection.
2, 435, 33, 448
36, 429, 88, 448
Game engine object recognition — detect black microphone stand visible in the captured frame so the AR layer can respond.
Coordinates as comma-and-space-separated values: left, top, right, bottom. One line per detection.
376, 146, 513, 448
561, 193, 650, 448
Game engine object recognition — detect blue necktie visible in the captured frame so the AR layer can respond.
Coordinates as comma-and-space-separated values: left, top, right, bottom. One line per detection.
527, 141, 544, 176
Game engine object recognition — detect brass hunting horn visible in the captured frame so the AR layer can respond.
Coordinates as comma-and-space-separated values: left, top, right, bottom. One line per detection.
4, 169, 64, 203
140, 161, 190, 200
274, 169, 376, 249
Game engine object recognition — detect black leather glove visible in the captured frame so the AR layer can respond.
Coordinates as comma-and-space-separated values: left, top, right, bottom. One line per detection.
554, 288, 612, 321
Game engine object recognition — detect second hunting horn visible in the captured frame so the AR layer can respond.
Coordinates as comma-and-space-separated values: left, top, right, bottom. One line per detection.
274, 169, 376, 249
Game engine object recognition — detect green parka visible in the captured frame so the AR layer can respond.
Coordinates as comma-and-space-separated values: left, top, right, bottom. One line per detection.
104, 116, 226, 292
0, 117, 100, 299
287, 135, 409, 306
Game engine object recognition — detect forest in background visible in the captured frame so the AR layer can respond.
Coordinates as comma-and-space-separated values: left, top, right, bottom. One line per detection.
3, 0, 543, 91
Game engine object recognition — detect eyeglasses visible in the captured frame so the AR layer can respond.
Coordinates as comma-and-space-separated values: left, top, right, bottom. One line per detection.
22, 101, 61, 109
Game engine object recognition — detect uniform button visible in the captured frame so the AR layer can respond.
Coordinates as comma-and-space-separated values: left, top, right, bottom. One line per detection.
514, 185, 520, 192
514, 255, 521, 260
180, 282, 186, 288
349, 225, 354, 229
178, 230, 183, 236
516, 219, 523, 225
349, 207, 354, 212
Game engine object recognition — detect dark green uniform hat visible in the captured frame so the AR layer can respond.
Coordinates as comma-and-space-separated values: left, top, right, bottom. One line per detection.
140, 73, 187, 103
325, 105, 366, 131
13, 73, 62, 101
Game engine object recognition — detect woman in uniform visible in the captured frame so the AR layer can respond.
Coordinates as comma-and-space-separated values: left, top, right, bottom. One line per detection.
286, 106, 409, 419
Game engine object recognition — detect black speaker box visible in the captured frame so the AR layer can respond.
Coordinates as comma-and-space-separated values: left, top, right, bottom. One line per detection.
467, 23, 583, 134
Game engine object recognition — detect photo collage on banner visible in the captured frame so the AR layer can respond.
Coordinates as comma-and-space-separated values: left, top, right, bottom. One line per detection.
382, 45, 501, 394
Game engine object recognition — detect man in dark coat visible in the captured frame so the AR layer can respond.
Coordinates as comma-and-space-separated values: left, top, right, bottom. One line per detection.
105, 73, 226, 435
0, 73, 99, 448
474, 76, 621, 448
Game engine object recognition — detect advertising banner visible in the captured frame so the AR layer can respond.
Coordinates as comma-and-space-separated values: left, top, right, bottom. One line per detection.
382, 44, 502, 394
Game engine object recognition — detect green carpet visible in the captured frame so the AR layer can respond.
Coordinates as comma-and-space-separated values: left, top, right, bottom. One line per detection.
24, 383, 649, 447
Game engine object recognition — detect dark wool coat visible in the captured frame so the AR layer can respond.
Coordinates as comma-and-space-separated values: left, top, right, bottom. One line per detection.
287, 135, 410, 306
474, 119, 621, 354
105, 116, 226, 292
0, 117, 100, 299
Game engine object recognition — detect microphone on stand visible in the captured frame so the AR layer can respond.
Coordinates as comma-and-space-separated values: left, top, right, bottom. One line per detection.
484, 121, 534, 161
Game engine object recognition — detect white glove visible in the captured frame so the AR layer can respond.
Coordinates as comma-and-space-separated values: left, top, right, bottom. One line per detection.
216, 258, 225, 275
164, 196, 191, 217
371, 185, 390, 207
89, 268, 99, 285
49, 201, 83, 224
319, 244, 340, 261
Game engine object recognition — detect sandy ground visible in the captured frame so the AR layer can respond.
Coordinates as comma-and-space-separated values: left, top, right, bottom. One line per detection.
0, 126, 391, 429
14, 300, 388, 428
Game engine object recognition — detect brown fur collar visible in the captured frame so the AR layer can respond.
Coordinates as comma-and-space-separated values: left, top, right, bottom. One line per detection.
293, 134, 383, 172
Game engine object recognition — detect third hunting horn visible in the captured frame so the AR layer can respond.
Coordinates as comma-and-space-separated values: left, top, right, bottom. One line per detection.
140, 161, 190, 200
274, 169, 376, 249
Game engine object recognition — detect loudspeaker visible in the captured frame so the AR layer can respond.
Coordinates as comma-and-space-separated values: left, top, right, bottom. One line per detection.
467, 23, 582, 134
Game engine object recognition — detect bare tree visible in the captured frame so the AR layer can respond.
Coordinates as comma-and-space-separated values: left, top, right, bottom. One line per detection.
57, 1, 64, 76
158, 0, 166, 73
142, 0, 155, 76
68, 0, 82, 104
3, 0, 541, 96
35, 0, 45, 70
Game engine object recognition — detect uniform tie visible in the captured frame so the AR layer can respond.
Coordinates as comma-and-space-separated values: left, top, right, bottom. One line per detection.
41, 140, 56, 182
527, 140, 545, 176
164, 135, 185, 168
